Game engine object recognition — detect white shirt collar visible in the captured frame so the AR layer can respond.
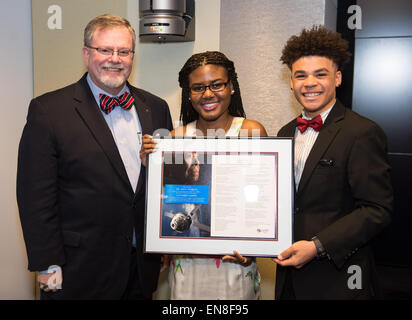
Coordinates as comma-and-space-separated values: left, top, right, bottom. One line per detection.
301, 100, 336, 123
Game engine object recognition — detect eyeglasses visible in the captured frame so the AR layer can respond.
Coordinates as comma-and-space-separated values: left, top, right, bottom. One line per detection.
86, 45, 134, 58
190, 81, 229, 94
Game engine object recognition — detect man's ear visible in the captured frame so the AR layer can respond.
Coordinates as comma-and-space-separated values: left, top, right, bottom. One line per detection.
335, 70, 342, 87
82, 46, 90, 67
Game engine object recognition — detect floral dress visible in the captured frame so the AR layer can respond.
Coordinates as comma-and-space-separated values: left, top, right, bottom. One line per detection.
168, 117, 261, 300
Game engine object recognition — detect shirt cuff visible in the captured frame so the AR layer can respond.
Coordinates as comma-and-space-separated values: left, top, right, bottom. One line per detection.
39, 266, 61, 274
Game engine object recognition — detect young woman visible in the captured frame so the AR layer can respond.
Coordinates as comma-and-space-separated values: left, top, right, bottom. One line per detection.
141, 51, 267, 299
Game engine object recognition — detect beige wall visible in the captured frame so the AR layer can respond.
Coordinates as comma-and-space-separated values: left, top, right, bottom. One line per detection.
32, 0, 127, 97
220, 0, 333, 137
0, 0, 35, 299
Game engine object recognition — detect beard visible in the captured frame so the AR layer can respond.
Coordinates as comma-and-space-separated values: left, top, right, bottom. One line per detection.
99, 64, 129, 89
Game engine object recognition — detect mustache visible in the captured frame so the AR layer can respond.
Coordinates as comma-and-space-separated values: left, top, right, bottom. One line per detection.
101, 64, 124, 70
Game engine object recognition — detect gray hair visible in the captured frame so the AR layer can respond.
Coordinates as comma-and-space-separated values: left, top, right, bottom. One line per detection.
83, 14, 136, 50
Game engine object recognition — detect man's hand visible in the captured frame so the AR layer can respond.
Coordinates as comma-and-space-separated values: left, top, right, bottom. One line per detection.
273, 240, 317, 269
38, 273, 53, 291
38, 266, 63, 292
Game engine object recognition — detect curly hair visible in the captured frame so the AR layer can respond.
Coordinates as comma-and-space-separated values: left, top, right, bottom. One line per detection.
280, 25, 351, 70
178, 51, 246, 125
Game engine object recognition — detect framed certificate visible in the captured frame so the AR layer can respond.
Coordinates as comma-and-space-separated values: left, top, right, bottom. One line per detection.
144, 137, 293, 257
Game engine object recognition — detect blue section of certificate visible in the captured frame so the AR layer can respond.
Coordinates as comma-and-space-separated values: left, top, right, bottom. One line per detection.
164, 184, 209, 204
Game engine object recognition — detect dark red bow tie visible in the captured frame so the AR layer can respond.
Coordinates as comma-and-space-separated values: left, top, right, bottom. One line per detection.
297, 115, 323, 133
99, 92, 134, 114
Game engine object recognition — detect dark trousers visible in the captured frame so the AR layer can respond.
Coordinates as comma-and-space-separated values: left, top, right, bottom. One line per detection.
279, 269, 296, 300
121, 247, 152, 300
41, 247, 151, 300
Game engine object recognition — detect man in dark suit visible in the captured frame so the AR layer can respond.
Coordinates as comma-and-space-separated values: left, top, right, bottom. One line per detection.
273, 26, 393, 299
17, 14, 172, 299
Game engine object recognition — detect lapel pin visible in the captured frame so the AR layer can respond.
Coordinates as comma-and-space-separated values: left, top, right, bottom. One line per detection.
319, 159, 334, 167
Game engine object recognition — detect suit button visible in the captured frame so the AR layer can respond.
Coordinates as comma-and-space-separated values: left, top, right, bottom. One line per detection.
294, 207, 300, 214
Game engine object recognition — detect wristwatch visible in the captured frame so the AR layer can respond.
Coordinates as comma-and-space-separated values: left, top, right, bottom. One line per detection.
311, 236, 328, 259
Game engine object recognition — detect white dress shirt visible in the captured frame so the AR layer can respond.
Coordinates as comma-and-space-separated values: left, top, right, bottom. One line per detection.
87, 74, 142, 192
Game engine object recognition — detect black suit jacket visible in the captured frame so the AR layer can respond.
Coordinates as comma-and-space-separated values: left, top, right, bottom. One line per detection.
276, 101, 393, 299
17, 74, 173, 299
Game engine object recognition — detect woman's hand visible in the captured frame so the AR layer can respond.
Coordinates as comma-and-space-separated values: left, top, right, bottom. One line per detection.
160, 254, 170, 272
140, 134, 158, 167
222, 250, 253, 266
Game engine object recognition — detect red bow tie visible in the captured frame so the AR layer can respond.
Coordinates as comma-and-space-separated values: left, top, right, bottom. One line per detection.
297, 115, 323, 133
99, 92, 134, 114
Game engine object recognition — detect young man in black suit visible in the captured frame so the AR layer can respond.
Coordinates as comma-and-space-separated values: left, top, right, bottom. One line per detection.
274, 25, 393, 299
17, 14, 173, 299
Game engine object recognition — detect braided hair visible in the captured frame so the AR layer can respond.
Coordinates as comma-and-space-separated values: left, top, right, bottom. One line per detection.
178, 51, 246, 125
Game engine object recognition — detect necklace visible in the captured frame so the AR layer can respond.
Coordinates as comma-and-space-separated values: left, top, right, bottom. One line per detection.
196, 115, 233, 137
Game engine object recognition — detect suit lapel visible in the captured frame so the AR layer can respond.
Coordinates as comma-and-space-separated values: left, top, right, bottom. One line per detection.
129, 85, 153, 135
297, 101, 345, 196
73, 75, 132, 190
279, 120, 297, 137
